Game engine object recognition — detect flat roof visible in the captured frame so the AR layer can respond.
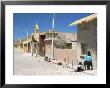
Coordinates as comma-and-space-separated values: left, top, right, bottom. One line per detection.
68, 14, 97, 26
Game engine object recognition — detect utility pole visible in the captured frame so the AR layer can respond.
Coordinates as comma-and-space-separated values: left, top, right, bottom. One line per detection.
27, 31, 29, 52
52, 31, 54, 59
52, 13, 55, 59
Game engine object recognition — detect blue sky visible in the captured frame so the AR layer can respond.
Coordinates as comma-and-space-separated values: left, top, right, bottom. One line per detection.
13, 13, 92, 41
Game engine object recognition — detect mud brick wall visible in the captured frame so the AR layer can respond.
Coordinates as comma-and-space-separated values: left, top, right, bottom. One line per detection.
54, 47, 77, 67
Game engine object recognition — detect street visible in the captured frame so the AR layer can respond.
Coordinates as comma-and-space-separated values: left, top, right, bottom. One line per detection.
14, 48, 96, 75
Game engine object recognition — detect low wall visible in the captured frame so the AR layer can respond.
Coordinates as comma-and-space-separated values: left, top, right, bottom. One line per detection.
54, 47, 77, 67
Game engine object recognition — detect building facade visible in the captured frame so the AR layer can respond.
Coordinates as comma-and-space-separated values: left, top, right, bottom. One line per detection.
69, 14, 97, 69
14, 20, 79, 68
44, 30, 77, 67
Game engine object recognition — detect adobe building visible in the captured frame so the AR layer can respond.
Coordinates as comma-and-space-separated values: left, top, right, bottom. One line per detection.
14, 21, 78, 68
28, 23, 46, 56
15, 23, 40, 55
45, 29, 77, 68
16, 35, 31, 52
13, 40, 20, 48
69, 14, 97, 69
15, 27, 78, 68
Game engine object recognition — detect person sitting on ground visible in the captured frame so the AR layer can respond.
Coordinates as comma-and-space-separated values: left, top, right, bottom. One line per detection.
75, 62, 84, 72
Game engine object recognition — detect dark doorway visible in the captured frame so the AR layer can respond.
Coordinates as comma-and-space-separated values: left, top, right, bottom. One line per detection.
28, 42, 31, 52
39, 35, 45, 56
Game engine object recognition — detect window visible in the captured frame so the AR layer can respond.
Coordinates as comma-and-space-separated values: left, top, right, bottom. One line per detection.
81, 43, 87, 55
66, 43, 72, 49
34, 44, 36, 48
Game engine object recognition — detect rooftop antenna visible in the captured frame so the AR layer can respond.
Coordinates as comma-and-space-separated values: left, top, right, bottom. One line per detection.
25, 30, 28, 37
36, 19, 38, 25
27, 31, 29, 37
52, 13, 55, 30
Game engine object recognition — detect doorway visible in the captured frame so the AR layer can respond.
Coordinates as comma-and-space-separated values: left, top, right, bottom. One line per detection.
39, 35, 46, 56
